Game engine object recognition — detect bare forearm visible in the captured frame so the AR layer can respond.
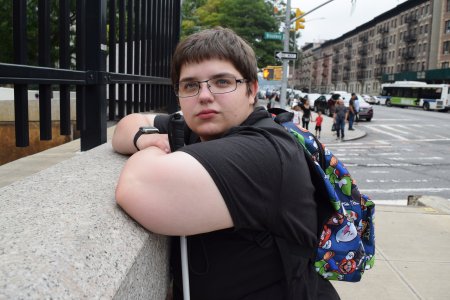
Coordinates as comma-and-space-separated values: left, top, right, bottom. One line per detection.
112, 113, 156, 154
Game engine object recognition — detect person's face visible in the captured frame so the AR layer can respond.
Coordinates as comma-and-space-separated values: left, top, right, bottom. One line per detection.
178, 59, 257, 141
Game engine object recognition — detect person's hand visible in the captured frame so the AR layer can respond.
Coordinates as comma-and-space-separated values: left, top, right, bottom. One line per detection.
136, 133, 171, 154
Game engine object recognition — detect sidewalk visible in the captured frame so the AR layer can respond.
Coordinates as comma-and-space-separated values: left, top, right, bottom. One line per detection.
1, 108, 449, 299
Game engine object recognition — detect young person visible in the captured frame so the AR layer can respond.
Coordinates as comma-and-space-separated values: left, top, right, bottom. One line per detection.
314, 111, 324, 139
292, 104, 302, 125
112, 27, 339, 300
348, 93, 357, 130
333, 98, 348, 142
301, 99, 312, 130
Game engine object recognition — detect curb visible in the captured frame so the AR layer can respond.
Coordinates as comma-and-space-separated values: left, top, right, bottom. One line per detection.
408, 195, 450, 214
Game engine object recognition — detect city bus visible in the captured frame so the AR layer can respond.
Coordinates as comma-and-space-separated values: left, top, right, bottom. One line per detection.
380, 81, 450, 111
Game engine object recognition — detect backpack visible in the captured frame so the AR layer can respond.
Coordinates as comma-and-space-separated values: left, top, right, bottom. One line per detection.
268, 108, 375, 282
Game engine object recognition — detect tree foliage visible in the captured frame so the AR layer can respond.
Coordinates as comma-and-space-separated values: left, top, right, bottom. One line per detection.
0, 0, 76, 67
181, 0, 284, 68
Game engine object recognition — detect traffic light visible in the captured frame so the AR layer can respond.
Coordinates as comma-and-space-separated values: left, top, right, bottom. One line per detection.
295, 8, 305, 31
263, 68, 274, 80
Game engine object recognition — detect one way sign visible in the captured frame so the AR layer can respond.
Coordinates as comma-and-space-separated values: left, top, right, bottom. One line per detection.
275, 51, 298, 60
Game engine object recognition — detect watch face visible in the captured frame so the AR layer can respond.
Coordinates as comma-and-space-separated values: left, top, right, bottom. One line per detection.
140, 126, 159, 134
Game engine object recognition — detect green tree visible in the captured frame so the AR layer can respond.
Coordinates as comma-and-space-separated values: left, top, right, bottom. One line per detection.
181, 0, 283, 68
0, 0, 76, 68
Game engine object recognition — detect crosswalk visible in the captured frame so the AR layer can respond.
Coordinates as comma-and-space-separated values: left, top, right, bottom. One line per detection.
359, 123, 450, 142
325, 123, 450, 204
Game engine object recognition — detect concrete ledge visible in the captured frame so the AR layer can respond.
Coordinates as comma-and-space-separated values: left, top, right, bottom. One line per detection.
416, 195, 450, 214
0, 143, 170, 298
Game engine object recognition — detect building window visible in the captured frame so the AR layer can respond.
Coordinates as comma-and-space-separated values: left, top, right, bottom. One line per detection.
443, 41, 450, 55
442, 62, 450, 68
424, 24, 428, 34
447, 0, 450, 12
446, 20, 450, 34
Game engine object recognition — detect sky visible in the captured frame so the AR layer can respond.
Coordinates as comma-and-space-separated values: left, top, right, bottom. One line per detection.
291, 0, 408, 47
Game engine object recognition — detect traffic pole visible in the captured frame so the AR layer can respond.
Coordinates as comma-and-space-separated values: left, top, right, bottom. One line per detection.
279, 0, 291, 109
280, 0, 339, 108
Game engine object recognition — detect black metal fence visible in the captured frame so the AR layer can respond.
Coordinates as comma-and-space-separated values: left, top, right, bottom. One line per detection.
0, 0, 180, 151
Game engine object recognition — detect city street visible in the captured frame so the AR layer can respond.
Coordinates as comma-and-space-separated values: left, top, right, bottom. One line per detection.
325, 105, 450, 204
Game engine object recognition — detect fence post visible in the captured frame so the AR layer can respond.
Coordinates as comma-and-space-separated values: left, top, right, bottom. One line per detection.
82, 0, 107, 151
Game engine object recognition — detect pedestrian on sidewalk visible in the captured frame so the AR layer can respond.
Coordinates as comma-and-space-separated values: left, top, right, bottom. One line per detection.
301, 99, 312, 130
314, 111, 323, 139
353, 93, 360, 124
292, 104, 302, 125
333, 98, 348, 142
348, 93, 357, 130
112, 27, 339, 300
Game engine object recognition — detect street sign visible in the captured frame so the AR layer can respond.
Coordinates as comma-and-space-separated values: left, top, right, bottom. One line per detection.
275, 51, 298, 60
264, 32, 283, 40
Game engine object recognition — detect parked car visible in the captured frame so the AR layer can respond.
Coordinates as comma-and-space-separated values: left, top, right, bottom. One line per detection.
315, 92, 374, 121
303, 93, 323, 109
364, 95, 385, 105
356, 97, 374, 121
312, 95, 329, 114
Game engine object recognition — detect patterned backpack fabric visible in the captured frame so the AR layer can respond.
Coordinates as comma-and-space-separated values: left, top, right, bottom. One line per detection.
270, 109, 375, 282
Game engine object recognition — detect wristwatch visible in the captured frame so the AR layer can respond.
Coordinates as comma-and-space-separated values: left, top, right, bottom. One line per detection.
133, 126, 160, 151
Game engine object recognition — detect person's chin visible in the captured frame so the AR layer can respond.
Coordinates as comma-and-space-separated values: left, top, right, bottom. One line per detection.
195, 125, 223, 141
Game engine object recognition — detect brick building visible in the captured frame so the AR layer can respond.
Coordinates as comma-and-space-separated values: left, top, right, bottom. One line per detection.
293, 0, 450, 95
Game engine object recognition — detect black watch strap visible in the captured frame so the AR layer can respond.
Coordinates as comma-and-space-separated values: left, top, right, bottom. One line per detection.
133, 126, 160, 151
133, 130, 144, 151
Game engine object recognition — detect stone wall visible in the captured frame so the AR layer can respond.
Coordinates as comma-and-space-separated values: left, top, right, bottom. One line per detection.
0, 142, 170, 299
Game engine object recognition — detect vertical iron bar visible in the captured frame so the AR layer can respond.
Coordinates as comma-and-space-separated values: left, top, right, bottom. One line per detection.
133, 0, 140, 112
59, 0, 71, 135
38, 0, 52, 140
108, 0, 117, 121
118, 0, 125, 119
155, 0, 162, 110
149, 0, 157, 110
139, 0, 146, 112
161, 0, 168, 109
82, 0, 107, 151
145, 0, 152, 111
168, 0, 180, 113
13, 0, 29, 147
76, 0, 87, 131
126, 0, 133, 114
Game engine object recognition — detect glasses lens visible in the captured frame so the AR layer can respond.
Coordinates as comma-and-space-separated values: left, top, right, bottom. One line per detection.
177, 81, 199, 97
208, 77, 237, 94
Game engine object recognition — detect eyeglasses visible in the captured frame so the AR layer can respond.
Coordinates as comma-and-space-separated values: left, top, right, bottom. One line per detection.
174, 76, 247, 98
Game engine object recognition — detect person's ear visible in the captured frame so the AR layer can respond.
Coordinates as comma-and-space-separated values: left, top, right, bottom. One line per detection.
249, 80, 258, 98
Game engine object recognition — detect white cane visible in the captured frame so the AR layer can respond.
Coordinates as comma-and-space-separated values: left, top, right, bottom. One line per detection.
180, 236, 190, 300
168, 113, 191, 300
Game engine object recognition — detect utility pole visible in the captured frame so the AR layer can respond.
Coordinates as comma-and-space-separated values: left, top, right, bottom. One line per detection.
279, 0, 291, 109
279, 0, 338, 108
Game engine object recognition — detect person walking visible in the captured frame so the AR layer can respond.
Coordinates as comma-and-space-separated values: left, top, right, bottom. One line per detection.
314, 111, 323, 139
333, 98, 348, 142
301, 99, 312, 130
353, 93, 360, 124
292, 104, 302, 125
348, 93, 357, 130
112, 27, 339, 300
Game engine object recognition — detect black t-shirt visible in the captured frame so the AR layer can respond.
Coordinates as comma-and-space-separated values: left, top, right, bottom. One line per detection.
154, 107, 337, 300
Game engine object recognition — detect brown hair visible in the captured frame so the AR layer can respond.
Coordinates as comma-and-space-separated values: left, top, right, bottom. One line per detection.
171, 27, 258, 98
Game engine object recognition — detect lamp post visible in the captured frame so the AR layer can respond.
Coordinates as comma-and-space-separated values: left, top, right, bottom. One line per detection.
279, 0, 338, 108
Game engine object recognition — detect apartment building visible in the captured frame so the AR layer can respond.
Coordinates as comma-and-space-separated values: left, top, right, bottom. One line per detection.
294, 0, 450, 95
